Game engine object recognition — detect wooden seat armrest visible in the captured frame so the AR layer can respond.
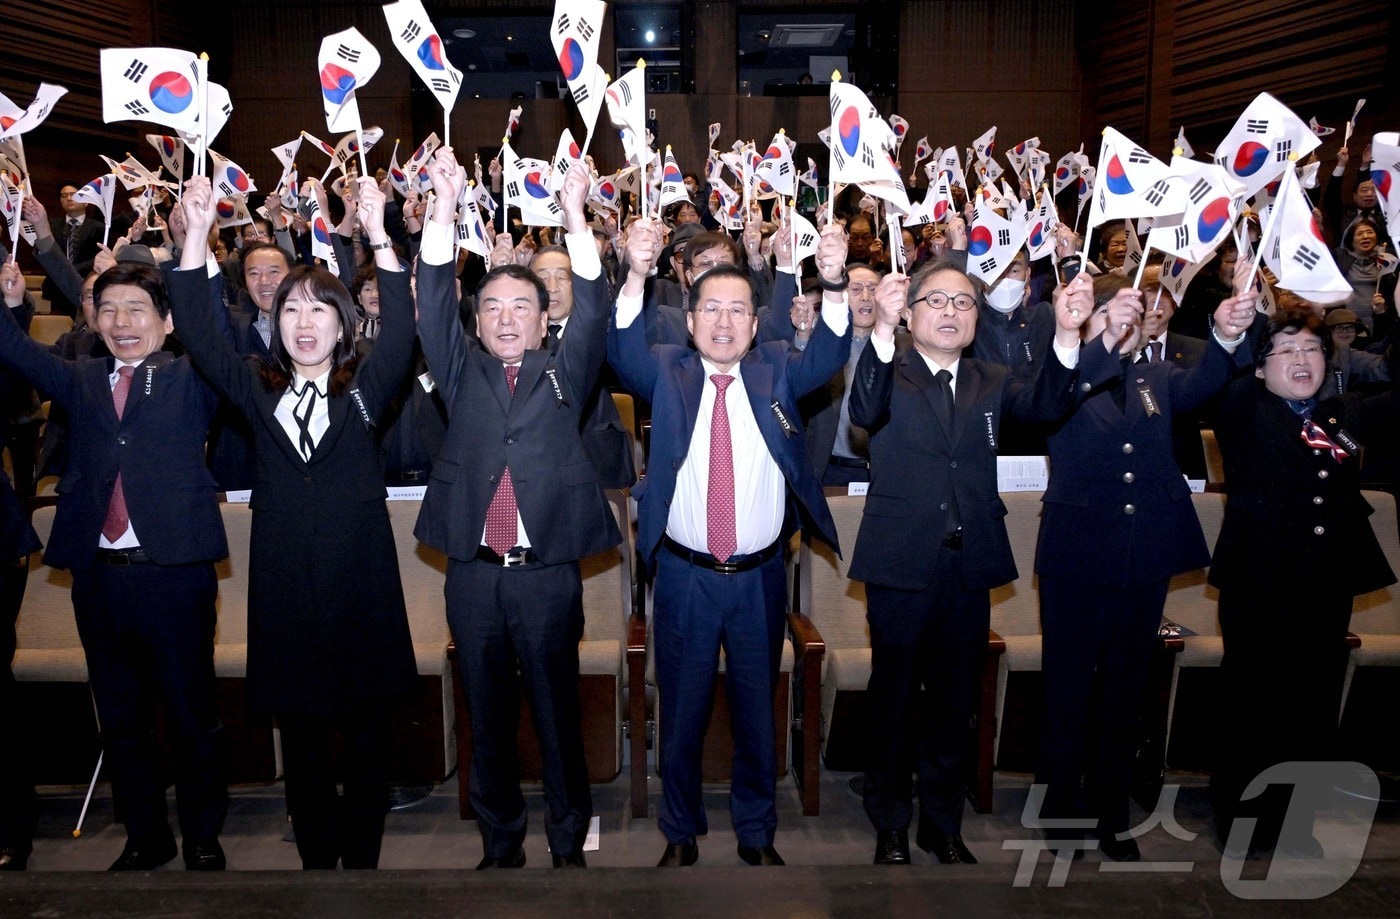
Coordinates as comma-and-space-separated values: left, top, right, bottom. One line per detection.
787, 612, 825, 659
986, 628, 1007, 655
1345, 631, 1361, 650
1160, 636, 1186, 653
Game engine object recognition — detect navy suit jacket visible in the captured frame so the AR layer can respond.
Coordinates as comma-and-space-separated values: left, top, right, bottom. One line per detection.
608, 302, 851, 569
1036, 336, 1242, 589
0, 305, 225, 571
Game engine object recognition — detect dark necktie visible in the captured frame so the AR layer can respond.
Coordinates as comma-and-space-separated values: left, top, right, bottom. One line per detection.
1148, 340, 1163, 363
934, 369, 960, 534
484, 365, 521, 554
66, 218, 80, 263
708, 374, 737, 562
101, 366, 135, 542
547, 323, 562, 350
292, 380, 320, 461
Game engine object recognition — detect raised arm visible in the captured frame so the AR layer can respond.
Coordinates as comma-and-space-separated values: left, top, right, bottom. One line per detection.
349, 175, 415, 420
607, 216, 664, 399
414, 146, 472, 405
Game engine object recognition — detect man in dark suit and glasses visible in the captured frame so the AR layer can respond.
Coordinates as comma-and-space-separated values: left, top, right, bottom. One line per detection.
607, 219, 851, 868
0, 260, 229, 871
848, 262, 1093, 866
414, 149, 618, 870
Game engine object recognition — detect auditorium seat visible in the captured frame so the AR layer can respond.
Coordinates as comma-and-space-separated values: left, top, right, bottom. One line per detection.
1337, 490, 1400, 769
28, 313, 73, 348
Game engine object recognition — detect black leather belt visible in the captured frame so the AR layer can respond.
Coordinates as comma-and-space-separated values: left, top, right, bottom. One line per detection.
391, 469, 428, 482
941, 529, 963, 551
96, 547, 151, 566
474, 545, 536, 567
663, 535, 780, 574
828, 455, 869, 469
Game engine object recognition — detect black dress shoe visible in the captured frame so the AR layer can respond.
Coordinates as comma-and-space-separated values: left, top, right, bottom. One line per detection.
109, 840, 178, 871
737, 844, 785, 866
873, 830, 911, 865
916, 828, 978, 865
183, 840, 226, 871
0, 846, 30, 871
656, 840, 699, 867
1097, 833, 1141, 862
474, 846, 526, 870
551, 851, 587, 868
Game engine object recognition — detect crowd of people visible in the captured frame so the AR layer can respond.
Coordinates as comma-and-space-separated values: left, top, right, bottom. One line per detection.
0, 132, 1395, 875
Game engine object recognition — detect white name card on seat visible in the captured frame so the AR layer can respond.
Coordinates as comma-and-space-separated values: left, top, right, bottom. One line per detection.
386, 485, 427, 501
997, 456, 1049, 492
223, 489, 252, 504
846, 482, 869, 496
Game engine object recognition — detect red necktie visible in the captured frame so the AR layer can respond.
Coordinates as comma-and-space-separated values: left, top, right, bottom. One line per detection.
484, 365, 520, 554
101, 366, 135, 542
707, 374, 737, 562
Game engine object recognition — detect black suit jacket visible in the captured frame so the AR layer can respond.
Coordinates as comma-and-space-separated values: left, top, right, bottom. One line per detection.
548, 325, 637, 489
847, 340, 1079, 592
0, 306, 226, 571
415, 258, 622, 564
1136, 332, 1210, 479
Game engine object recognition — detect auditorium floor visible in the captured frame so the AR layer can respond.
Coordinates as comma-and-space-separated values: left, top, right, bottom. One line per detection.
5, 766, 1400, 916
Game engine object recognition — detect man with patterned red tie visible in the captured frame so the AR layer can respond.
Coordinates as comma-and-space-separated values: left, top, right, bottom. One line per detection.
413, 148, 618, 871
607, 218, 851, 868
0, 260, 228, 871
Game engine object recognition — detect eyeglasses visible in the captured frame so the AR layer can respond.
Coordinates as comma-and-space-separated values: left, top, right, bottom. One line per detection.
694, 304, 753, 323
912, 289, 977, 312
848, 282, 879, 296
848, 232, 874, 241
1264, 346, 1324, 360
1331, 324, 1358, 334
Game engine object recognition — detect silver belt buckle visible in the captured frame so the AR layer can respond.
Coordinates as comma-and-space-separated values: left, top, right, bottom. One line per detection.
502, 548, 528, 567
713, 559, 739, 574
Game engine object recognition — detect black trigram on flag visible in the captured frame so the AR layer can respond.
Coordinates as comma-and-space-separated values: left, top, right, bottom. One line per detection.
1275, 139, 1293, 162
1188, 178, 1211, 205
124, 100, 151, 117
455, 223, 469, 244
123, 60, 149, 83
400, 20, 422, 43
506, 182, 521, 198
555, 13, 571, 34
829, 97, 841, 120
1143, 180, 1170, 207
217, 181, 236, 197
615, 82, 633, 105
1174, 226, 1189, 250
979, 257, 998, 275
997, 229, 1011, 246
335, 44, 362, 64
1271, 237, 1281, 260
1293, 244, 1320, 271
833, 146, 846, 170
572, 84, 590, 104
430, 78, 452, 93
576, 19, 595, 41
1127, 147, 1152, 165
1098, 189, 1106, 211
777, 162, 791, 176
860, 148, 875, 169
798, 231, 816, 249
1246, 118, 1269, 134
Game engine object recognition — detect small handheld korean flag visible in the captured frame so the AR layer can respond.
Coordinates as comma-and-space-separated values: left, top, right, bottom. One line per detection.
827, 79, 897, 187
1157, 253, 1206, 305
0, 175, 22, 252
317, 28, 381, 134
1053, 146, 1081, 196
99, 154, 160, 191
1025, 186, 1060, 262
552, 0, 608, 152
1144, 156, 1246, 264
889, 114, 910, 158
1309, 117, 1335, 138
1212, 92, 1319, 200
214, 195, 252, 230
208, 149, 257, 199
383, 0, 462, 116
1004, 136, 1040, 179
1086, 127, 1183, 230
935, 146, 968, 198
790, 209, 821, 265
456, 182, 493, 259
73, 174, 118, 226
1258, 165, 1352, 305
307, 196, 340, 275
402, 132, 440, 184
966, 200, 1028, 283
909, 136, 933, 182
146, 133, 185, 185
100, 48, 203, 135
658, 146, 689, 208
605, 66, 650, 167
1369, 132, 1400, 243
502, 140, 563, 227
971, 125, 997, 164
0, 83, 67, 141
753, 131, 797, 199
549, 128, 583, 195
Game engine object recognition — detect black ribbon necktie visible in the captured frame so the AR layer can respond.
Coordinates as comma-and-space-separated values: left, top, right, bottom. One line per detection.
293, 382, 319, 461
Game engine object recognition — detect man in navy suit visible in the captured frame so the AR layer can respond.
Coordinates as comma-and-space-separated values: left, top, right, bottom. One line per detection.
847, 261, 1093, 866
608, 218, 851, 868
0, 261, 229, 872
414, 150, 618, 871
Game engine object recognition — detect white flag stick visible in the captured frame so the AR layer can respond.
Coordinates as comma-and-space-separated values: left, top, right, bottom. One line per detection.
1245, 168, 1292, 295
356, 123, 368, 179
1132, 243, 1152, 290
194, 54, 210, 179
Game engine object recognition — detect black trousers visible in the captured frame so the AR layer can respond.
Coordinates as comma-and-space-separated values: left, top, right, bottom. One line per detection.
446, 557, 591, 861
0, 555, 33, 851
863, 548, 990, 836
1210, 583, 1353, 846
278, 708, 392, 869
1036, 575, 1168, 837
70, 560, 225, 850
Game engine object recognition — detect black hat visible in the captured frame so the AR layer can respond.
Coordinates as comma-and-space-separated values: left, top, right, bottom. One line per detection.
660, 222, 705, 269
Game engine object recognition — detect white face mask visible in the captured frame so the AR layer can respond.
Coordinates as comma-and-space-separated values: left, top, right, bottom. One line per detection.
986, 277, 1025, 313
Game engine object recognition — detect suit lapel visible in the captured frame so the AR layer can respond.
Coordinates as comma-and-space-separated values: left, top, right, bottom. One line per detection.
258, 386, 310, 468
899, 354, 952, 439
478, 353, 513, 415
679, 351, 706, 444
